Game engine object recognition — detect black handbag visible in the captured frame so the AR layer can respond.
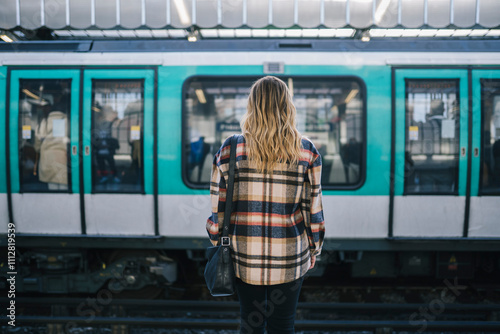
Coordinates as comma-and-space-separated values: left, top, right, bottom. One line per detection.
204, 135, 237, 297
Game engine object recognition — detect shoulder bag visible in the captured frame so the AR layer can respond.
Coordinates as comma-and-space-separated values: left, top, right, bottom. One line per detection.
204, 135, 237, 297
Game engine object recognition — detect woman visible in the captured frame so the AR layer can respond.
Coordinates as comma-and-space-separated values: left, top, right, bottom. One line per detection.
206, 76, 325, 334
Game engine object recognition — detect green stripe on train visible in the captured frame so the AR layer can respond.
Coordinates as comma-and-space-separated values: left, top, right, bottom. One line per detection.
0, 67, 6, 193
157, 65, 391, 196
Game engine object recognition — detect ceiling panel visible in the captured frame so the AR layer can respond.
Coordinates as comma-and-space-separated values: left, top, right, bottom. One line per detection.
0, 0, 18, 29
349, 0, 374, 28
96, 0, 117, 29
221, 0, 243, 28
120, 0, 143, 28
146, 0, 167, 28
427, 0, 451, 28
20, 0, 42, 29
247, 0, 269, 28
1, 0, 499, 33
453, 0, 476, 27
298, 0, 321, 28
401, 0, 424, 28
69, 0, 91, 29
272, 0, 294, 28
479, 0, 500, 28
44, 0, 67, 29
196, 0, 218, 28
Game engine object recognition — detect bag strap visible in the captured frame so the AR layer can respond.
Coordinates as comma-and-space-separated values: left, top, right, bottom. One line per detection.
221, 135, 237, 244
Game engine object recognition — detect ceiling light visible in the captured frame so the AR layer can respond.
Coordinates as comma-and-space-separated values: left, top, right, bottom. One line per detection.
118, 30, 136, 38
200, 29, 218, 38
218, 29, 235, 38
368, 29, 386, 37
22, 89, 40, 99
345, 89, 359, 104
134, 30, 153, 38
452, 29, 472, 37
151, 30, 168, 38
85, 30, 104, 37
285, 29, 302, 38
318, 29, 336, 38
195, 89, 206, 103
418, 29, 438, 37
468, 29, 488, 37
401, 29, 420, 37
1, 34, 13, 43
53, 30, 72, 37
252, 30, 268, 38
103, 30, 120, 37
487, 30, 500, 36
361, 31, 370, 42
269, 29, 285, 38
235, 29, 251, 38
384, 29, 404, 37
434, 29, 455, 37
302, 29, 319, 38
336, 29, 356, 37
168, 29, 187, 38
187, 30, 199, 42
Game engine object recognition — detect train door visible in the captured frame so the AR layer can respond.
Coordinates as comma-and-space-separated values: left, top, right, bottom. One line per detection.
0, 67, 8, 231
8, 69, 81, 233
393, 69, 469, 236
469, 70, 500, 237
82, 69, 155, 235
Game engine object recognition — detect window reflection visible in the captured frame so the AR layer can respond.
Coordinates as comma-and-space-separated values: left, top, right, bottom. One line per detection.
481, 80, 500, 194
19, 79, 71, 192
91, 80, 144, 193
404, 80, 460, 194
184, 77, 365, 187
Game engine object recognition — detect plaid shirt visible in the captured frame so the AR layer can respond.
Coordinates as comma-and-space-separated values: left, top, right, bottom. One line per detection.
206, 134, 325, 285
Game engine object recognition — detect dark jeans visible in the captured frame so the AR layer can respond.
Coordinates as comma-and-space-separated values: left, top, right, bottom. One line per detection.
235, 276, 304, 334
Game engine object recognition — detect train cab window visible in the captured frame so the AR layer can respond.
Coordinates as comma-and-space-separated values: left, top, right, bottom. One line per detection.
480, 80, 500, 195
19, 79, 71, 192
91, 80, 144, 193
183, 77, 366, 189
404, 80, 460, 194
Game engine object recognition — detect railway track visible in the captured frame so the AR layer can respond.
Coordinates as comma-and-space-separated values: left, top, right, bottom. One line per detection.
2, 297, 500, 333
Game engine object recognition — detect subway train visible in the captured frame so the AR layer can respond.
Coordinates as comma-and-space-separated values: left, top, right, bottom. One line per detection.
1, 38, 500, 296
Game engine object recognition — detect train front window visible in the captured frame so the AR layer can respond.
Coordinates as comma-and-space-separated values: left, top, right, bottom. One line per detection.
183, 77, 366, 189
91, 80, 144, 193
19, 79, 71, 192
404, 80, 460, 195
480, 79, 500, 195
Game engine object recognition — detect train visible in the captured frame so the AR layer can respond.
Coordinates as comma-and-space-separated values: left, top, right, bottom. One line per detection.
1, 38, 500, 297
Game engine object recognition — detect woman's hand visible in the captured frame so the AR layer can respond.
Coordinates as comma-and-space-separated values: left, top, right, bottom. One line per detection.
309, 255, 316, 270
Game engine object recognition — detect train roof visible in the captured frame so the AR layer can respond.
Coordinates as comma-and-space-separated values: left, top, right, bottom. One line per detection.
0, 38, 499, 54
1, 0, 499, 32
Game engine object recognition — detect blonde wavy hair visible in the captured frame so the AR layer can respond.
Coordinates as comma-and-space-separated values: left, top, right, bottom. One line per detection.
240, 76, 302, 172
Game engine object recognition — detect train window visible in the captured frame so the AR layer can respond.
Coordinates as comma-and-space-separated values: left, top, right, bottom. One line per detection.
19, 79, 71, 192
183, 77, 366, 189
404, 80, 460, 195
480, 79, 500, 195
91, 80, 144, 193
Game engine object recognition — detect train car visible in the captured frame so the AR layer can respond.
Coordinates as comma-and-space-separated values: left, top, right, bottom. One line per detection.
1, 38, 500, 296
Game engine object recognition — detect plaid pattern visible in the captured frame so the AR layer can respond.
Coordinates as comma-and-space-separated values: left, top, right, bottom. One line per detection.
206, 134, 325, 285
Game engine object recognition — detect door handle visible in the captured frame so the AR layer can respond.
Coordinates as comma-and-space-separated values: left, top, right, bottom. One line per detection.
461, 147, 466, 157
72, 145, 77, 155
474, 148, 479, 157
85, 146, 90, 156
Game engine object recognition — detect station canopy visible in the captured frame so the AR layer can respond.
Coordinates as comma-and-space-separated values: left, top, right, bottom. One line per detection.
0, 0, 499, 41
